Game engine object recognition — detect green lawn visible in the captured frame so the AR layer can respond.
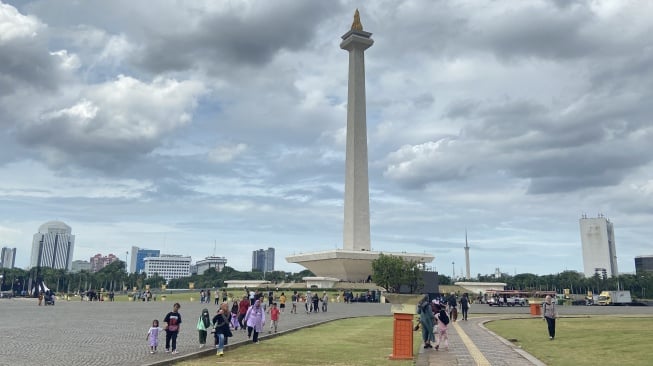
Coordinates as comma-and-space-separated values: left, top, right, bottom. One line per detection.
485, 316, 653, 366
179, 317, 418, 366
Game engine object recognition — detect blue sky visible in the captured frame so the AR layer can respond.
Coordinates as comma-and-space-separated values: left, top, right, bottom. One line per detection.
1, 0, 652, 276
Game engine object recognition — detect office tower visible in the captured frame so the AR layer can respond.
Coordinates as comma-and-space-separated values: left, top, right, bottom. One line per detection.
30, 221, 75, 270
635, 255, 653, 275
252, 247, 275, 272
580, 214, 618, 278
1, 247, 16, 268
130, 246, 161, 274
195, 256, 227, 275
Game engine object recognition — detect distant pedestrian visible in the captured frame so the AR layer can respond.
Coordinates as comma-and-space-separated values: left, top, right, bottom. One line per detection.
196, 308, 211, 348
542, 295, 558, 340
245, 299, 266, 343
163, 303, 182, 354
460, 293, 470, 321
312, 292, 320, 313
268, 289, 274, 307
321, 292, 329, 312
279, 292, 286, 313
304, 292, 310, 313
291, 291, 298, 314
222, 289, 228, 303
447, 293, 457, 322
206, 289, 211, 304
146, 319, 163, 354
269, 303, 280, 333
417, 296, 435, 349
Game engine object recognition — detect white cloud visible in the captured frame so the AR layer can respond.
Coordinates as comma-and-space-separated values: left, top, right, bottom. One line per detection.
208, 143, 247, 163
0, 2, 41, 43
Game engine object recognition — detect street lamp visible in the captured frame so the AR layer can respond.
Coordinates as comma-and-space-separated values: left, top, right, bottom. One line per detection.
452, 261, 455, 281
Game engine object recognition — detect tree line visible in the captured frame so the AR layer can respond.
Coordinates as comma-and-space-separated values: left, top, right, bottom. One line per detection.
371, 254, 653, 299
0, 260, 314, 296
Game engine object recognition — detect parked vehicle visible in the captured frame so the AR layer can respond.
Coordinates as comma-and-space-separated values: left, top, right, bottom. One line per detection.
506, 296, 529, 306
598, 291, 632, 306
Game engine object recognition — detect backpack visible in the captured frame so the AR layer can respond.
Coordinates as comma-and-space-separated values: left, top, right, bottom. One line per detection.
438, 310, 450, 325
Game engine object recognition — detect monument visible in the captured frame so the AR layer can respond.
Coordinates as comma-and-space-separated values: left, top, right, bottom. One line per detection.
286, 10, 434, 283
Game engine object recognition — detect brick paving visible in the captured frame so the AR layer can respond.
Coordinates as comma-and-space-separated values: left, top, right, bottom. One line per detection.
3, 297, 653, 366
0, 298, 389, 366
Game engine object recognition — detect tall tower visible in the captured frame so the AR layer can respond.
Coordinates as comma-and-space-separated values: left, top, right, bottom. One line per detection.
341, 9, 373, 251
580, 214, 618, 278
30, 221, 75, 270
464, 231, 471, 279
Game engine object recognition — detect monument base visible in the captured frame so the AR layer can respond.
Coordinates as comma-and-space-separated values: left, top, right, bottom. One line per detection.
286, 249, 434, 283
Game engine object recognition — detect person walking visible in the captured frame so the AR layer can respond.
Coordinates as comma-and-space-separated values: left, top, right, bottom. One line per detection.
291, 291, 298, 314
269, 302, 280, 333
146, 319, 163, 354
212, 302, 231, 357
321, 291, 329, 312
460, 293, 470, 321
244, 299, 266, 343
433, 303, 450, 351
279, 292, 286, 313
417, 296, 435, 349
163, 303, 182, 354
447, 292, 458, 322
238, 295, 250, 331
542, 295, 558, 340
196, 308, 211, 348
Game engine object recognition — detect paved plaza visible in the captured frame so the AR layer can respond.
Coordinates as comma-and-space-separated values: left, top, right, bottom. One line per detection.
1, 297, 652, 366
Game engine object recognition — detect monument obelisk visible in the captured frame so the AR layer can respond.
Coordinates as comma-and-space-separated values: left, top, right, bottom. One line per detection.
341, 9, 373, 251
285, 11, 434, 284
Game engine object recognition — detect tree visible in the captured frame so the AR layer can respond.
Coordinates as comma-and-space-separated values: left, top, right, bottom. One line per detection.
371, 254, 423, 293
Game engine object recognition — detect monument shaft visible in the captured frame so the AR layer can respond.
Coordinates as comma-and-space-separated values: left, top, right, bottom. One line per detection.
340, 26, 373, 252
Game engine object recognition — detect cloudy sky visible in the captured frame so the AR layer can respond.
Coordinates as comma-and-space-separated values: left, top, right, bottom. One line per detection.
1, 0, 652, 277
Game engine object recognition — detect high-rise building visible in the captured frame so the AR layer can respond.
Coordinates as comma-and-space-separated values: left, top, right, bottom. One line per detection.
30, 221, 75, 270
195, 256, 227, 275
635, 255, 653, 275
130, 246, 160, 274
89, 253, 119, 272
143, 255, 191, 282
1, 247, 16, 268
580, 214, 618, 278
252, 248, 275, 272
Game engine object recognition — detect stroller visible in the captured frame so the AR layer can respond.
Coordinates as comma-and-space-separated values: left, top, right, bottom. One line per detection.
44, 291, 55, 306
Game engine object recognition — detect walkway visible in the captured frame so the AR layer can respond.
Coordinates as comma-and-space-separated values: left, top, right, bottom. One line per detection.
415, 315, 545, 366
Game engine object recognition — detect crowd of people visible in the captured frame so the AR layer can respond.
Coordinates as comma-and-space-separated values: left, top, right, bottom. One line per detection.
145, 287, 350, 358
416, 292, 471, 351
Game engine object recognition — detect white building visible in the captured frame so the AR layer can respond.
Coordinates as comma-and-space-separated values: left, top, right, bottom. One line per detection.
143, 255, 191, 282
195, 256, 227, 275
30, 221, 75, 270
1, 247, 16, 268
580, 214, 618, 278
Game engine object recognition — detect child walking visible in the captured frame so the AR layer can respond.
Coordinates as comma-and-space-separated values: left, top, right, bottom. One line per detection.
433, 304, 450, 351
146, 319, 163, 354
269, 303, 280, 333
196, 308, 211, 348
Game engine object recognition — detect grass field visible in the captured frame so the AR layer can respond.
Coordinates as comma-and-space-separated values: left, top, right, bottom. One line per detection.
486, 316, 653, 366
179, 317, 418, 366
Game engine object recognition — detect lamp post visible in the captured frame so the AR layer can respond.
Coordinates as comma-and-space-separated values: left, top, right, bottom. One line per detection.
452, 261, 455, 281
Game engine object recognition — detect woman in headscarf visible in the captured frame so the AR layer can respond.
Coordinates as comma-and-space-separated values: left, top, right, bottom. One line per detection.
244, 299, 266, 343
212, 302, 231, 356
417, 295, 435, 349
542, 295, 558, 340
196, 308, 211, 348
